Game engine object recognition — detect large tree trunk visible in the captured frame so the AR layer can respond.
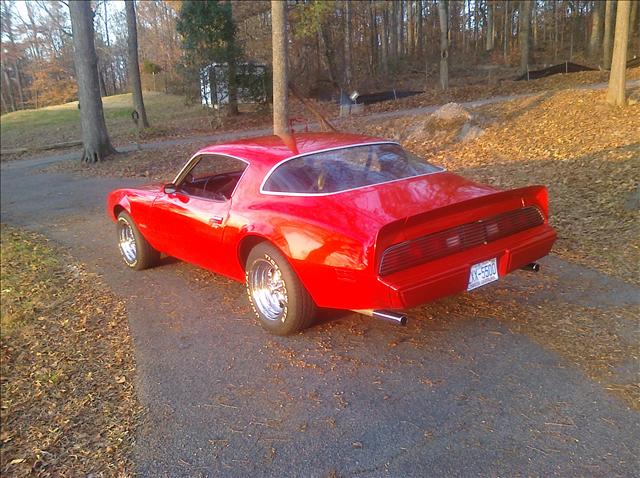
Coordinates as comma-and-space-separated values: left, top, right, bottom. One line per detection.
486, 0, 495, 51
603, 0, 617, 69
125, 1, 149, 130
519, 0, 533, 75
589, 0, 604, 57
438, 0, 449, 90
69, 1, 115, 163
607, 0, 631, 106
271, 0, 289, 136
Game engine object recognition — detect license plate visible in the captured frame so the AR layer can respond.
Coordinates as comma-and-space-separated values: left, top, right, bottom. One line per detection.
467, 258, 499, 291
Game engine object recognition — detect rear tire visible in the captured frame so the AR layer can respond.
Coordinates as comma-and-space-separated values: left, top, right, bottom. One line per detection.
245, 243, 316, 335
116, 211, 160, 270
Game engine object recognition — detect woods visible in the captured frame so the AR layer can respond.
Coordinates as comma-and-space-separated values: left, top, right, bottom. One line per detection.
1, 1, 639, 119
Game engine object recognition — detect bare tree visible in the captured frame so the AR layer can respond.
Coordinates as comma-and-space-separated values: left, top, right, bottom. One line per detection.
68, 1, 115, 163
271, 0, 289, 136
603, 0, 616, 68
607, 0, 631, 106
589, 0, 604, 57
437, 0, 449, 90
125, 0, 149, 130
486, 0, 495, 51
519, 0, 533, 75
344, 0, 351, 89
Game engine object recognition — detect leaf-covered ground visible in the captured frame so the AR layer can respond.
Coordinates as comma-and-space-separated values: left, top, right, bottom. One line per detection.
0, 226, 141, 477
364, 68, 640, 113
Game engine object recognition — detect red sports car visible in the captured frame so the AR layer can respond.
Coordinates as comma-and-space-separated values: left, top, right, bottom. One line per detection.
107, 132, 556, 335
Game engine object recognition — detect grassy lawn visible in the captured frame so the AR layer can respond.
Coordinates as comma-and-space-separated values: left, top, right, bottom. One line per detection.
0, 91, 215, 154
0, 226, 141, 476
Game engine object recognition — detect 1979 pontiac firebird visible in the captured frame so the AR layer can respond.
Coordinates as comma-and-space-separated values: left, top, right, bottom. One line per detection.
107, 133, 556, 335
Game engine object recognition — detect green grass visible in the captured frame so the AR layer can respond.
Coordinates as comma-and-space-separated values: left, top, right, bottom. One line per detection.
0, 91, 210, 151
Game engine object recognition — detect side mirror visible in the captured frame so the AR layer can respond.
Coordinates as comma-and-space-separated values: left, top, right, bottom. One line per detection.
163, 183, 177, 194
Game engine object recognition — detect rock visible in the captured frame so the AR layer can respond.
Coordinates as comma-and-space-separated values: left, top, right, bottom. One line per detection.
457, 123, 485, 142
431, 102, 473, 122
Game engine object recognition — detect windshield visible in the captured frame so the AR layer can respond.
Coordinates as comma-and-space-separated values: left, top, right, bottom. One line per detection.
262, 143, 443, 195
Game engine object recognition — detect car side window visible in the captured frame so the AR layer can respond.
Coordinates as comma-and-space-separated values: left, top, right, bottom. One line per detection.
178, 154, 247, 201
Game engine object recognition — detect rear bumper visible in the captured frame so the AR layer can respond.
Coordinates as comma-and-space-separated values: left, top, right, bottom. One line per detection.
379, 224, 557, 309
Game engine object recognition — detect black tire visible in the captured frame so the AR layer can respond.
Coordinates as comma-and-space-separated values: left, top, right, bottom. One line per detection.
116, 211, 160, 270
245, 242, 317, 335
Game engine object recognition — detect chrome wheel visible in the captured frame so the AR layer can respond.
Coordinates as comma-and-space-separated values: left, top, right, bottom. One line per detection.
118, 218, 137, 265
248, 258, 288, 321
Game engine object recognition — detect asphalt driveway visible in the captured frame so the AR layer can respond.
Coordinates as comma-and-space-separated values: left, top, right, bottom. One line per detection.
2, 146, 639, 476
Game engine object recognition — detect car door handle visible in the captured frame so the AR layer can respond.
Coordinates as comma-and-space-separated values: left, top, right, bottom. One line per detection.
209, 215, 224, 226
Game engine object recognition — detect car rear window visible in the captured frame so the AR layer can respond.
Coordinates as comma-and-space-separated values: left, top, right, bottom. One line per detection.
262, 143, 443, 194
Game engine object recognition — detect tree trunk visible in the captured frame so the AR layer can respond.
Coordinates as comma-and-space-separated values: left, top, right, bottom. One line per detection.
2, 67, 16, 112
125, 1, 149, 130
504, 0, 510, 62
271, 0, 289, 136
603, 0, 616, 68
69, 1, 116, 163
368, 1, 377, 73
381, 5, 389, 75
408, 0, 414, 57
417, 0, 424, 56
227, 3, 239, 116
519, 1, 533, 74
629, 0, 638, 47
227, 45, 239, 116
486, 0, 495, 50
438, 0, 449, 90
553, 0, 558, 61
399, 0, 405, 56
607, 0, 631, 106
390, 1, 398, 62
589, 0, 604, 56
344, 0, 352, 88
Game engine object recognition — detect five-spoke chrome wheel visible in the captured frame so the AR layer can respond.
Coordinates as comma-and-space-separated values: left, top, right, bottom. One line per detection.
118, 218, 137, 265
248, 258, 288, 321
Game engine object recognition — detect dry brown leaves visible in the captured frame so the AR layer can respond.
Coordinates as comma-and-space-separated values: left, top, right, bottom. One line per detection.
44, 143, 197, 183
352, 88, 640, 286
0, 226, 141, 477
364, 68, 640, 114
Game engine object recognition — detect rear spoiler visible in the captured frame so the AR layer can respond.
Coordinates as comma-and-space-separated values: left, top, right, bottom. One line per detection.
376, 185, 550, 255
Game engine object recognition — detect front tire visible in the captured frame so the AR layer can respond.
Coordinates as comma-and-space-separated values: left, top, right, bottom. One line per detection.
116, 211, 160, 270
246, 243, 317, 335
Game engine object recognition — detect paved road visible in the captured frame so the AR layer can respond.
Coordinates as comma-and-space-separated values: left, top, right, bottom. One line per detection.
2, 86, 639, 476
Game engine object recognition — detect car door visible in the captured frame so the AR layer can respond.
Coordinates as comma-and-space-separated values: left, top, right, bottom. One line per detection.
149, 154, 248, 271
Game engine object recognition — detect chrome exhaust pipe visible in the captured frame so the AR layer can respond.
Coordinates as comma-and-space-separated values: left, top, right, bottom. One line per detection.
522, 262, 540, 272
353, 309, 408, 326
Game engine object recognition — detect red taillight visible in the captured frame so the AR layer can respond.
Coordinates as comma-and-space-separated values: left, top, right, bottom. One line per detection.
379, 206, 544, 276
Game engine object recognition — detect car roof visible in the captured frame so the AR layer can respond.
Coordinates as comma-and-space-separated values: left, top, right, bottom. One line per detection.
195, 132, 389, 168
